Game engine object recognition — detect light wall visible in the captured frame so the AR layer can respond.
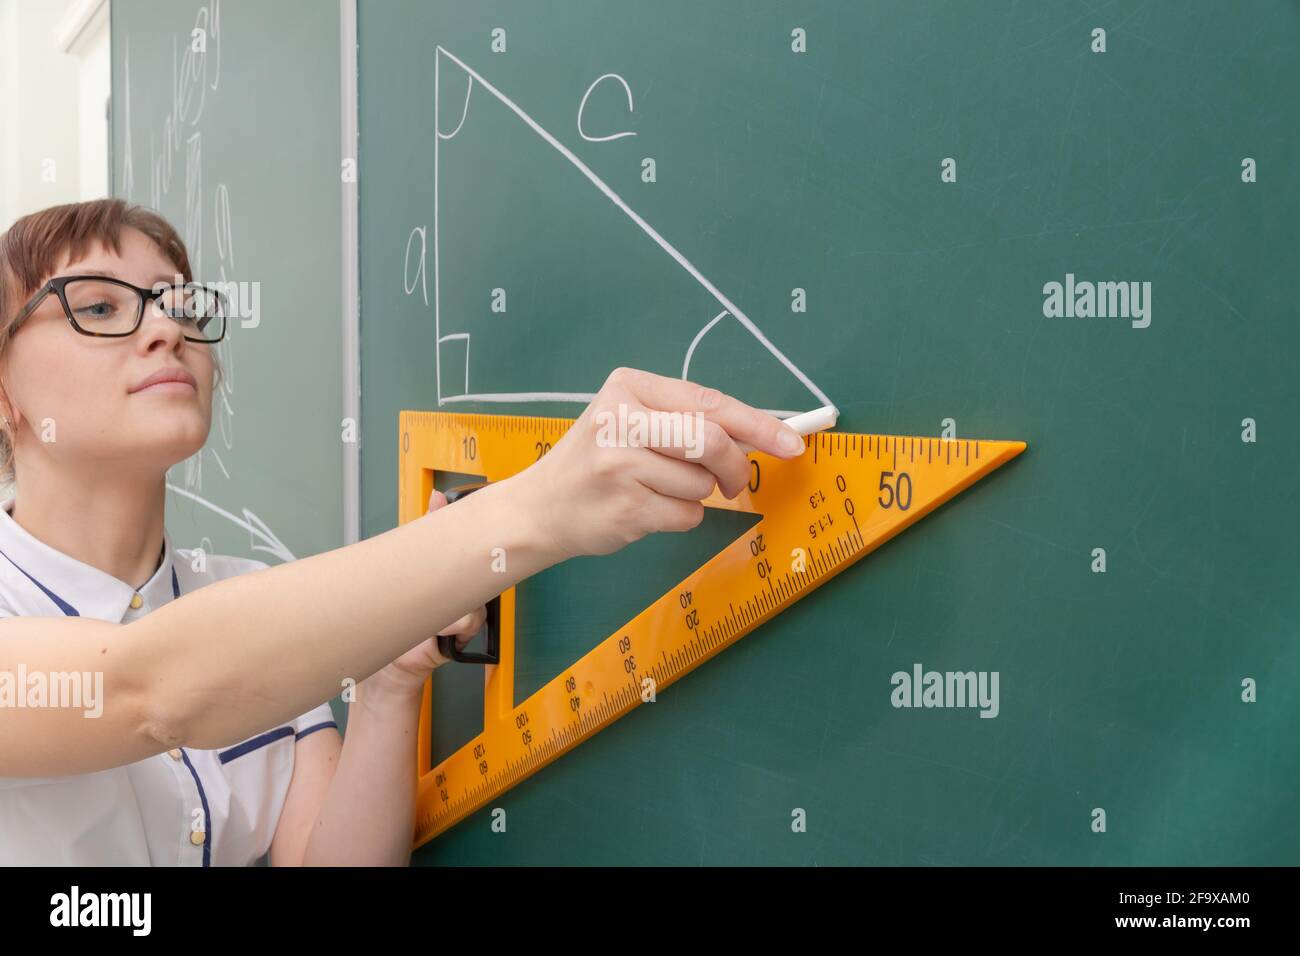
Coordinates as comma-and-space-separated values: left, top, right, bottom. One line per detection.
0, 0, 112, 233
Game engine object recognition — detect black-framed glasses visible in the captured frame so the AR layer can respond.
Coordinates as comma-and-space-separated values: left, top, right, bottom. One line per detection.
10, 275, 228, 343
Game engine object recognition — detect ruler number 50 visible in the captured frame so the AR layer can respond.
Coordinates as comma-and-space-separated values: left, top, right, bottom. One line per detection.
877, 471, 913, 511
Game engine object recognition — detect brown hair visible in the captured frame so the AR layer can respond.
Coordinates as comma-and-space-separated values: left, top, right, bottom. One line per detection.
0, 198, 224, 486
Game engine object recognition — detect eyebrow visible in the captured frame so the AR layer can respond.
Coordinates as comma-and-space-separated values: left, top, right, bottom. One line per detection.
69, 269, 182, 284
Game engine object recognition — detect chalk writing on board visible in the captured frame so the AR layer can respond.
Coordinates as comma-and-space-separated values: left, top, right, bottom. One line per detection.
167, 485, 297, 563
405, 226, 429, 306
683, 310, 730, 382
577, 73, 637, 143
210, 182, 236, 475
126, 0, 292, 563
426, 46, 833, 417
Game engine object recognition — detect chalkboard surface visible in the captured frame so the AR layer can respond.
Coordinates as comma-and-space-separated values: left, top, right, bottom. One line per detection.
365, 0, 1297, 865
111, 1, 346, 578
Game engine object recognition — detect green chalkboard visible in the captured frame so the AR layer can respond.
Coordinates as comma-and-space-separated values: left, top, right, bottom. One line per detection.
110, 1, 346, 577
359, 0, 1300, 864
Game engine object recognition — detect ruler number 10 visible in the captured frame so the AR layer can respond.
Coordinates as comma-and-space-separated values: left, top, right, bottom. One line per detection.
750, 532, 773, 579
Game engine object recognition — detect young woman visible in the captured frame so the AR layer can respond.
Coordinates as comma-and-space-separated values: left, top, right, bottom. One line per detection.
0, 198, 807, 866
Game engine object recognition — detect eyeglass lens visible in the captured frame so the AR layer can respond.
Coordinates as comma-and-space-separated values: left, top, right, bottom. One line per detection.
62, 279, 225, 341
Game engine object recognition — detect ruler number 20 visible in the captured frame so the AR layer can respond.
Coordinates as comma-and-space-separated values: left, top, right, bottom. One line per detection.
680, 590, 699, 631
751, 532, 773, 579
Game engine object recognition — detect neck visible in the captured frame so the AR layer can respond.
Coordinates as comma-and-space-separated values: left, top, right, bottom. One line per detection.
9, 463, 167, 590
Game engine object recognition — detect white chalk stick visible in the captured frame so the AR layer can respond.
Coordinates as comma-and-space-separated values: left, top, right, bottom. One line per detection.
737, 404, 839, 455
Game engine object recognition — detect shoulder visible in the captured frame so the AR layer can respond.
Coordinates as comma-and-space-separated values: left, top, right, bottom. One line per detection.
174, 547, 272, 585
0, 559, 46, 619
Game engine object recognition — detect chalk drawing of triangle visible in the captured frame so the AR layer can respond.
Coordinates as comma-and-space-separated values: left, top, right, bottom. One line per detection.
432, 46, 834, 418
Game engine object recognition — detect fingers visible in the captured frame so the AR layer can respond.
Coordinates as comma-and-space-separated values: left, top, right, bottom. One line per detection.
428, 636, 455, 667
437, 605, 487, 638
434, 606, 488, 668
608, 367, 805, 460
587, 398, 749, 499
633, 451, 721, 502
427, 489, 448, 514
637, 416, 752, 498
432, 634, 470, 664
640, 493, 705, 534
521, 366, 802, 560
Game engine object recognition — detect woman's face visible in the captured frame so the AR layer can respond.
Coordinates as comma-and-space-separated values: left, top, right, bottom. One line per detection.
2, 226, 215, 481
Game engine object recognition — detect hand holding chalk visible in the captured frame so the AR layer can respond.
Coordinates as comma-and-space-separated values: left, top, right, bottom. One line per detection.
512, 368, 825, 560
736, 405, 839, 456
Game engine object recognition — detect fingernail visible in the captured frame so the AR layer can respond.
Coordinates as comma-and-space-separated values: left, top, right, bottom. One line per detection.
779, 428, 804, 454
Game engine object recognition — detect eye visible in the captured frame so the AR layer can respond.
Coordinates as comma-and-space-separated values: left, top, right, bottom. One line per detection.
74, 299, 118, 320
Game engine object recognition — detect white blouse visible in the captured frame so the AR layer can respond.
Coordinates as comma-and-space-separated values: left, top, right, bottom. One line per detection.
0, 495, 338, 866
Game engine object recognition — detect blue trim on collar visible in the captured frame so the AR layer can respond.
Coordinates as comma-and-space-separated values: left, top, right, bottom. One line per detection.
178, 749, 213, 867
295, 720, 339, 741
0, 544, 79, 615
0, 543, 180, 618
218, 726, 295, 764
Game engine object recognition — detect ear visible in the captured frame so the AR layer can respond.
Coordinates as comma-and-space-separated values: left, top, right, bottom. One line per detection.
0, 374, 20, 433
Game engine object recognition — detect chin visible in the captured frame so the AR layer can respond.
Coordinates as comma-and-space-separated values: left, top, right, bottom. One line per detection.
136, 417, 212, 461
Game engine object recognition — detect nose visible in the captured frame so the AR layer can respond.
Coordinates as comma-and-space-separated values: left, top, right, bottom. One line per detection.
137, 295, 188, 353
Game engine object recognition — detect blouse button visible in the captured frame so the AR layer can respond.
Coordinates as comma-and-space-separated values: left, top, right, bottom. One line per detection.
130, 593, 143, 609
190, 830, 206, 846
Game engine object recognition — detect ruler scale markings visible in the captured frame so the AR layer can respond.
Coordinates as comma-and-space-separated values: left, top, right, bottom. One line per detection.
401, 412, 1025, 845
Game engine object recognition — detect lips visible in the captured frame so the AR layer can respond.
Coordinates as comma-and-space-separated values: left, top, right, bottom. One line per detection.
129, 367, 198, 394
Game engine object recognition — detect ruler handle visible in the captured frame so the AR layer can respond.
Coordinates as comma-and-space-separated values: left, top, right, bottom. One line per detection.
435, 482, 501, 665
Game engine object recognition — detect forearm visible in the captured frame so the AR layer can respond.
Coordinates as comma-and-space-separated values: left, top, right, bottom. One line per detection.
139, 474, 555, 750
300, 673, 422, 866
